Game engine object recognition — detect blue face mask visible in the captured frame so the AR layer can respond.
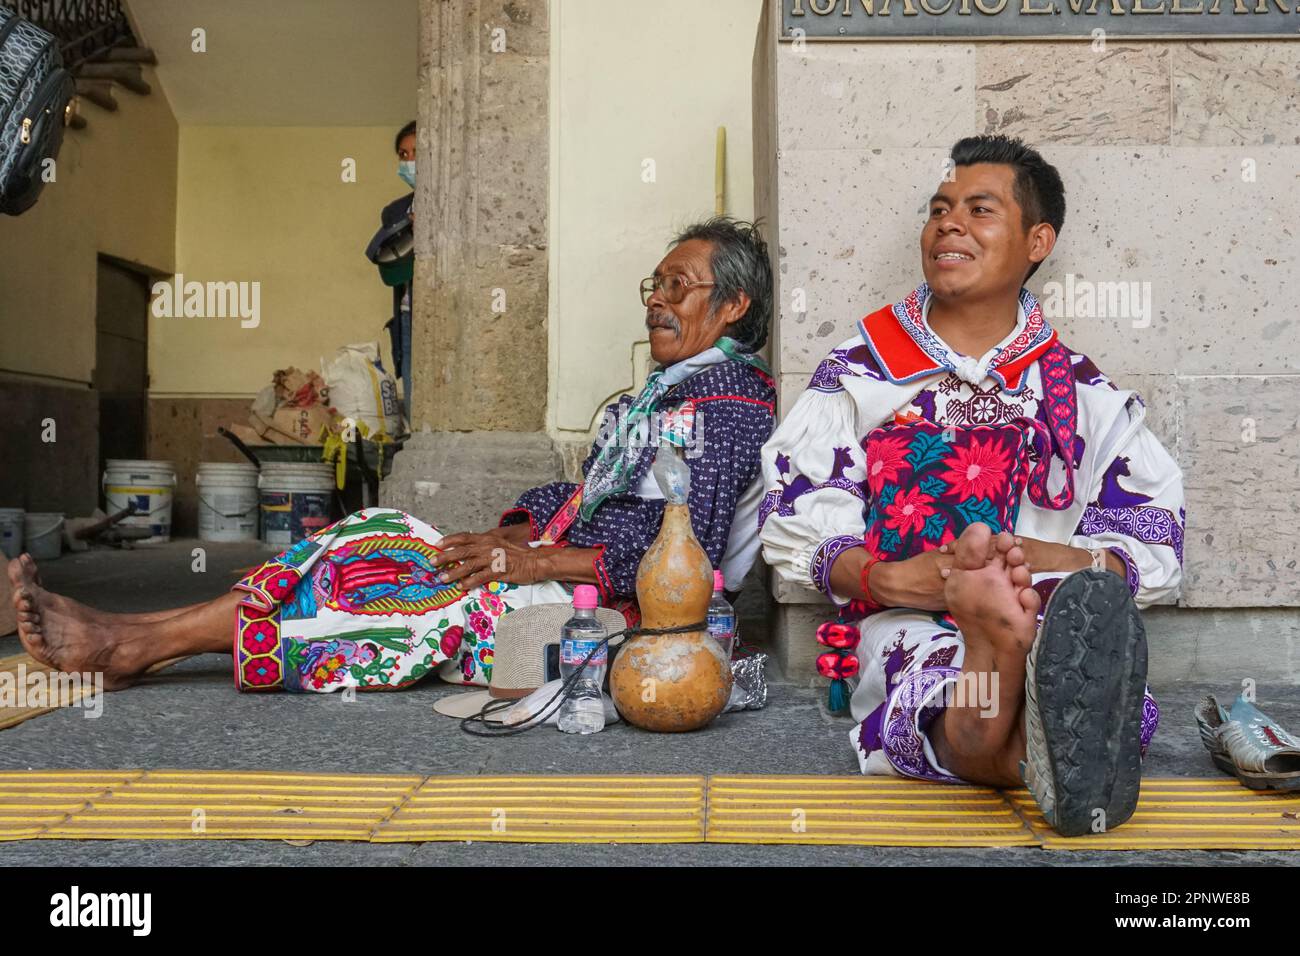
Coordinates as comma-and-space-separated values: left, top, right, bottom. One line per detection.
398, 160, 416, 189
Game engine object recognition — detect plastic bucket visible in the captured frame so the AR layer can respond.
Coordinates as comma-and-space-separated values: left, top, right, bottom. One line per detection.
0, 508, 24, 559
259, 462, 336, 547
24, 512, 63, 561
103, 459, 176, 544
197, 462, 260, 543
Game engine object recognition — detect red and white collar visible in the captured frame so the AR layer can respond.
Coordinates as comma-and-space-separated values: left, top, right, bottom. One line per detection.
857, 284, 1057, 394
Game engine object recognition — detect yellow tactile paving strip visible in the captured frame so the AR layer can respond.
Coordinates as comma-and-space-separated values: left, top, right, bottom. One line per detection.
41, 771, 424, 841
0, 771, 143, 841
706, 774, 1037, 846
372, 775, 707, 843
0, 772, 1296, 848
1008, 777, 1300, 850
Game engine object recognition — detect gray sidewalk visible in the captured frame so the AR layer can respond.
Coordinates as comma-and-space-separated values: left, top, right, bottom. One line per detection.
1, 541, 1294, 866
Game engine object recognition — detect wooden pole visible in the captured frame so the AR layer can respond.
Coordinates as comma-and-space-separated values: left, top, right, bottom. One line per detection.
714, 126, 726, 216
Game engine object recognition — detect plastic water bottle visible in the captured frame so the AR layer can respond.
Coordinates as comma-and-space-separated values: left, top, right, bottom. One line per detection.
558, 584, 608, 735
707, 570, 736, 660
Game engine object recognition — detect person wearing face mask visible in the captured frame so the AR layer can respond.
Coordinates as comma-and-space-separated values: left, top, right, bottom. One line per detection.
366, 120, 417, 420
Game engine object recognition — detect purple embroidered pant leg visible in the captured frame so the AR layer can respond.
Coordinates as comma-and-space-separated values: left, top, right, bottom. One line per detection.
848, 609, 1159, 782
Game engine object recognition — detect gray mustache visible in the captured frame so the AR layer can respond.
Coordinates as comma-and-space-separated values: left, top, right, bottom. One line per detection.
645, 312, 680, 334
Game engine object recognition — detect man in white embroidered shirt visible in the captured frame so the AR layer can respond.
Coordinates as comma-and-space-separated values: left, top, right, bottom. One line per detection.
758, 134, 1184, 836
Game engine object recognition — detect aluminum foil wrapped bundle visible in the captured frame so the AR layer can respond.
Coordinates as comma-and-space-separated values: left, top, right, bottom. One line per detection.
722, 652, 768, 712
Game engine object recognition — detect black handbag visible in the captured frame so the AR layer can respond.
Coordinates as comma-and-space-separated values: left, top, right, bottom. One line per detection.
0, 4, 75, 216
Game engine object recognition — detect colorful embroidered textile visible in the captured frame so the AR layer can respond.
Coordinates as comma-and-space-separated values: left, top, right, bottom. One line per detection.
233, 508, 569, 691
760, 286, 1184, 612
861, 284, 1055, 392
862, 421, 1030, 561
505, 358, 777, 600
758, 284, 1185, 783
579, 336, 770, 521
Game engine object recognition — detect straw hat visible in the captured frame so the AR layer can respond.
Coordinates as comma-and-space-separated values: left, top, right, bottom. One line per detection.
432, 602, 629, 720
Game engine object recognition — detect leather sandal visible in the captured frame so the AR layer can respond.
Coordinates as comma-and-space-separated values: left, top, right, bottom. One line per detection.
1195, 694, 1300, 792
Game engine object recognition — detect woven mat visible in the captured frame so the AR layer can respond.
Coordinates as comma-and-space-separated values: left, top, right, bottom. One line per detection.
0, 654, 100, 731
0, 770, 1296, 849
0, 653, 186, 732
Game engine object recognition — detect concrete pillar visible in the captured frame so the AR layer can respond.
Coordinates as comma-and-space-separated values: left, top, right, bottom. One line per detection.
382, 0, 561, 532
411, 0, 549, 431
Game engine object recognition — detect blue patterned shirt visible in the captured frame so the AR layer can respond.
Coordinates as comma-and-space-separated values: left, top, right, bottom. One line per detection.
501, 359, 777, 601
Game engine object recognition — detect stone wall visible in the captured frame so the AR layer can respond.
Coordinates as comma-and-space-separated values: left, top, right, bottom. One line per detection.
754, 2, 1300, 615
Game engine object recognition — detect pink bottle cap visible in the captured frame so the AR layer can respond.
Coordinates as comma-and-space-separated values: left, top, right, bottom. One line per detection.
572, 584, 599, 609
713, 570, 725, 591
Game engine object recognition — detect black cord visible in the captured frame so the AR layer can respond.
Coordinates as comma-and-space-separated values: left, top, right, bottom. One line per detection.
458, 620, 708, 737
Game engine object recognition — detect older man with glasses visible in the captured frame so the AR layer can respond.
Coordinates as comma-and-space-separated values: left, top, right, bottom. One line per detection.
10, 217, 778, 696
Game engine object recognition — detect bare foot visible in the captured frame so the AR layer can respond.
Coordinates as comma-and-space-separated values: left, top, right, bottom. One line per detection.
943, 524, 1040, 647
931, 524, 1043, 785
7, 554, 151, 689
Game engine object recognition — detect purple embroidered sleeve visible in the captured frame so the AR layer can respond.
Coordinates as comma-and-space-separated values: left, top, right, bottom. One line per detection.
808, 342, 886, 393
561, 363, 776, 598
1107, 544, 1141, 598
763, 447, 868, 526
1076, 503, 1185, 565
507, 482, 579, 533
811, 534, 865, 603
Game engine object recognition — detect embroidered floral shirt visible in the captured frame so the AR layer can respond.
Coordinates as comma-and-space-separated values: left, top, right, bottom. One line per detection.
759, 285, 1185, 609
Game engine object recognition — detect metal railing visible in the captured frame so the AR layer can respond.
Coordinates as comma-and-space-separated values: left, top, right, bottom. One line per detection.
12, 0, 136, 68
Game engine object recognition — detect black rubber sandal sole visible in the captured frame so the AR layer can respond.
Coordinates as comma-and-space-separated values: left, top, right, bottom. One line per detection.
1033, 569, 1148, 837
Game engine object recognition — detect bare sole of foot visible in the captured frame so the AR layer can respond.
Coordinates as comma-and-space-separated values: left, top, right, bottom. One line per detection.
932, 524, 1043, 784
945, 524, 1040, 644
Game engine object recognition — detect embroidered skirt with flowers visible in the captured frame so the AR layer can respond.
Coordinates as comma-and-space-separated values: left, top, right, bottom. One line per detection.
232, 508, 569, 692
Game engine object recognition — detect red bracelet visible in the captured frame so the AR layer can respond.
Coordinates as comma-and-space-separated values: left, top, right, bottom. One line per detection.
859, 555, 883, 611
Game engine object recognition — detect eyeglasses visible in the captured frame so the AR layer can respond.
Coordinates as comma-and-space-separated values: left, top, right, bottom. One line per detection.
640, 274, 715, 306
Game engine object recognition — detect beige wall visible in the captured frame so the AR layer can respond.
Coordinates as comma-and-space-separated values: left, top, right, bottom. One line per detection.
548, 0, 762, 441
0, 73, 178, 385
152, 125, 407, 397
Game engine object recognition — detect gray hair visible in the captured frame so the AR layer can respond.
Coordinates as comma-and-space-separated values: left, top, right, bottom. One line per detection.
670, 217, 772, 353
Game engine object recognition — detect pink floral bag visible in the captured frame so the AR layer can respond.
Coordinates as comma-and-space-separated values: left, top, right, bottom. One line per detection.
861, 419, 1033, 562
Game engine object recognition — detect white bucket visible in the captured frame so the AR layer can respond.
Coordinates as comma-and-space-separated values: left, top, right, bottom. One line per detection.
103, 459, 176, 544
0, 508, 24, 559
197, 462, 261, 543
259, 462, 336, 547
24, 512, 63, 561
